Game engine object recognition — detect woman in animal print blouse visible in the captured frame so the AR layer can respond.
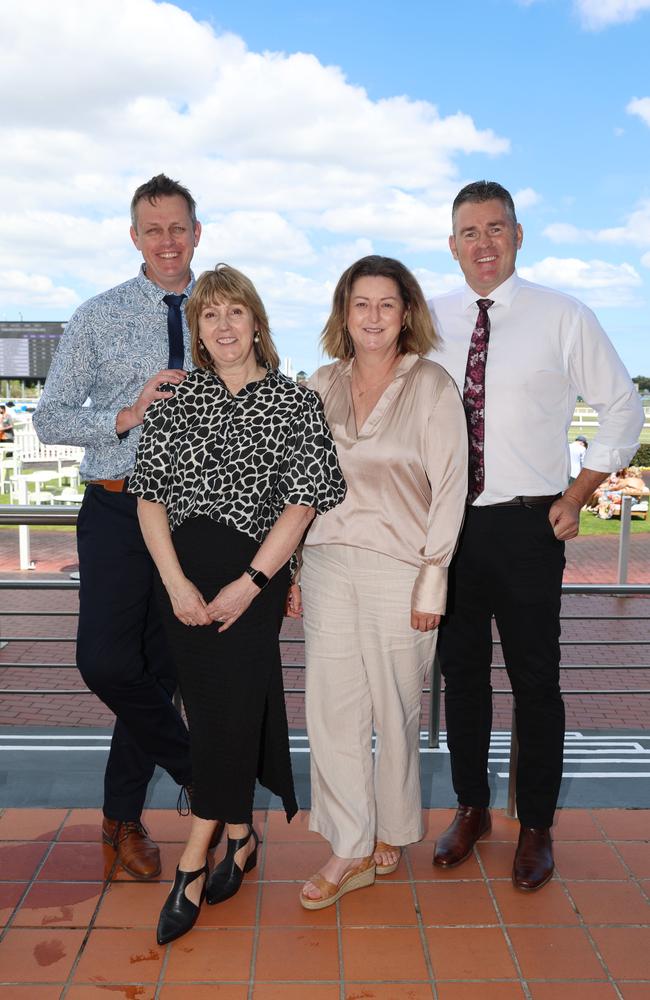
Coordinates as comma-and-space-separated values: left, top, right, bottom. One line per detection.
130, 264, 346, 944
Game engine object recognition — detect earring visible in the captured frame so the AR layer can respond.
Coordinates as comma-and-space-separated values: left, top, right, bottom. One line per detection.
254, 332, 260, 343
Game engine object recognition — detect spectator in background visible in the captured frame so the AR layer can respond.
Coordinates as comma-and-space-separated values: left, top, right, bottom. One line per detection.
568, 435, 588, 484
0, 404, 14, 441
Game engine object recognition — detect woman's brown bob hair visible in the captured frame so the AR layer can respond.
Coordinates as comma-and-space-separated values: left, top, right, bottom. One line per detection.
185, 263, 280, 371
320, 255, 441, 360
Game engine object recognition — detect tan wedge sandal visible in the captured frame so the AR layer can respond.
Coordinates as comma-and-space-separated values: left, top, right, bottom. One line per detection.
300, 856, 376, 910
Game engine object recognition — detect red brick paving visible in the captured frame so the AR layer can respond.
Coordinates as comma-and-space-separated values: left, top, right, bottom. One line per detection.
1, 528, 648, 730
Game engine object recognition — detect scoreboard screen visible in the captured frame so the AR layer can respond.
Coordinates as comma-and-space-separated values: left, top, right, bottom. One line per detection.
0, 322, 66, 379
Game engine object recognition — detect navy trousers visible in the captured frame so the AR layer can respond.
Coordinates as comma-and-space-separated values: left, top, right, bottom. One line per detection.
76, 485, 192, 820
437, 502, 566, 829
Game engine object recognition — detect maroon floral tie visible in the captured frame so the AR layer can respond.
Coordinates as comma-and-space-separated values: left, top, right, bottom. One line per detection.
463, 298, 493, 503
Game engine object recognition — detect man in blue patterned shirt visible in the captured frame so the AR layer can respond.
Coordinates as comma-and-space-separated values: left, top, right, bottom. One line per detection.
34, 174, 204, 878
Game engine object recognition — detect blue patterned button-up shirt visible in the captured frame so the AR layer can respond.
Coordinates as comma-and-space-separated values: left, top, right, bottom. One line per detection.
34, 266, 194, 481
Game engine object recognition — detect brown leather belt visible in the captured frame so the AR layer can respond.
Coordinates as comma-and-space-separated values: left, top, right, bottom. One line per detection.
472, 494, 560, 509
88, 478, 130, 493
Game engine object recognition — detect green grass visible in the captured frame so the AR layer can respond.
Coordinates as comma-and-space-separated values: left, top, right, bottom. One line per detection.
578, 508, 649, 536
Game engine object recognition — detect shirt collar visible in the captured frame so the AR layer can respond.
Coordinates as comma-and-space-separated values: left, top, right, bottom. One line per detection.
340, 352, 420, 379
136, 264, 195, 303
461, 270, 521, 312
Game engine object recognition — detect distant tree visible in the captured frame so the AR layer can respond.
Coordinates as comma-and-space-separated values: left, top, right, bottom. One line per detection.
633, 375, 650, 393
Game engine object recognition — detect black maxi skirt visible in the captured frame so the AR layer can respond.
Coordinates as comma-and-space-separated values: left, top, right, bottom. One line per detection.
155, 515, 298, 825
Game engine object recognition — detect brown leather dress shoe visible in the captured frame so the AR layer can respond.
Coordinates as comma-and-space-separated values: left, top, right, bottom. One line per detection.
512, 826, 554, 891
433, 806, 491, 867
102, 817, 161, 880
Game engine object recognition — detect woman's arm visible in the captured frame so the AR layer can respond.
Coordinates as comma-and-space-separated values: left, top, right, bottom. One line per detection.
205, 504, 315, 631
137, 498, 211, 626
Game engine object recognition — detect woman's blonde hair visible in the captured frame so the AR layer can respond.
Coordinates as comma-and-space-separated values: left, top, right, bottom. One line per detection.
186, 263, 280, 371
320, 255, 441, 360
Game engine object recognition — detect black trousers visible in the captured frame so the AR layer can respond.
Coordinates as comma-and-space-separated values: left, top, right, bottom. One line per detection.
437, 502, 566, 828
76, 486, 192, 820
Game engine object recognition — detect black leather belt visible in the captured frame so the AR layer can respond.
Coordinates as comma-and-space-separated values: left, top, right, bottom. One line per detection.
471, 494, 561, 509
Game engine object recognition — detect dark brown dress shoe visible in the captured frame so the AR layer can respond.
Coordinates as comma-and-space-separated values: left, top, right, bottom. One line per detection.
102, 817, 161, 880
512, 826, 554, 891
433, 806, 491, 867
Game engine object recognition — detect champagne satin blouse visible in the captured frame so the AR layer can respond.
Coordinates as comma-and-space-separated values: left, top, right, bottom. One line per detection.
304, 353, 468, 614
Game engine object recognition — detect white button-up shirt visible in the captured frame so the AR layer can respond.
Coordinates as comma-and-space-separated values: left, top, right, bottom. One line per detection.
429, 271, 644, 506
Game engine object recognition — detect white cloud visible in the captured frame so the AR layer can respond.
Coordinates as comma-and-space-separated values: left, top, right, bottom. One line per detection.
627, 96, 650, 126
0, 271, 79, 310
640, 251, 650, 267
543, 200, 650, 247
575, 0, 650, 29
514, 188, 542, 210
519, 257, 643, 306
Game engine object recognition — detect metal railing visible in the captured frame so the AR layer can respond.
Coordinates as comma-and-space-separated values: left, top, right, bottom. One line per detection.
1, 507, 649, 819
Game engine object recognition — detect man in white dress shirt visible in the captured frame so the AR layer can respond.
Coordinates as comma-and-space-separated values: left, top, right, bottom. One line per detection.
429, 180, 643, 890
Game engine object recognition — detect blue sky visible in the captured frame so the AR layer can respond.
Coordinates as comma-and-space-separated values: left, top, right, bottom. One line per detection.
1, 0, 649, 375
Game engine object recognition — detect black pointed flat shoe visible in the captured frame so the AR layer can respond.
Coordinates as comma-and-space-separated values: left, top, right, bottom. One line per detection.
156, 861, 208, 945
205, 826, 259, 906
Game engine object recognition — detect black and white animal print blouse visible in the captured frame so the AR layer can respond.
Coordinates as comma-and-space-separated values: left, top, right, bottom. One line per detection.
129, 367, 346, 542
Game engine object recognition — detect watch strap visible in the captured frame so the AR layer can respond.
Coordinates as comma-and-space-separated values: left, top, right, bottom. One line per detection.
245, 565, 270, 590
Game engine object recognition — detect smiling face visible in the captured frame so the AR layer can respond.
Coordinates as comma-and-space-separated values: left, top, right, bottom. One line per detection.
130, 194, 201, 293
346, 275, 407, 358
198, 299, 257, 372
449, 198, 523, 296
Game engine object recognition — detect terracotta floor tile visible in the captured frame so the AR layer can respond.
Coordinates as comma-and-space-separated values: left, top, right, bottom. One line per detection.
66, 988, 156, 1000
344, 986, 434, 1000
568, 880, 650, 924
94, 880, 169, 926
195, 882, 258, 928
421, 807, 458, 841
437, 985, 526, 1000
0, 882, 26, 925
0, 988, 63, 1000
258, 882, 336, 927
508, 926, 606, 980
416, 880, 498, 925
160, 987, 248, 1000
0, 927, 85, 983
0, 842, 49, 880
0, 809, 67, 842
58, 808, 104, 841
38, 842, 110, 882
491, 879, 579, 925
164, 927, 254, 981
255, 986, 340, 999
140, 807, 191, 842
617, 985, 650, 1000
554, 842, 628, 880
340, 881, 418, 925
424, 926, 517, 980
265, 809, 324, 842
73, 927, 163, 983
615, 842, 650, 878
12, 881, 103, 927
488, 811, 521, 842
590, 926, 650, 979
553, 809, 602, 841
593, 809, 650, 840
475, 840, 517, 878
343, 927, 429, 981
408, 841, 482, 880
263, 841, 330, 880
528, 985, 619, 1000
255, 927, 338, 981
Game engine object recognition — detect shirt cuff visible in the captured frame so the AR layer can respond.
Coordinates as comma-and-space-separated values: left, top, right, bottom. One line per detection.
584, 441, 641, 475
411, 564, 448, 616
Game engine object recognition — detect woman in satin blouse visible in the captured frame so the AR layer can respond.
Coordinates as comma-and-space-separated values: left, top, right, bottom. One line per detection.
291, 255, 468, 910
130, 264, 345, 942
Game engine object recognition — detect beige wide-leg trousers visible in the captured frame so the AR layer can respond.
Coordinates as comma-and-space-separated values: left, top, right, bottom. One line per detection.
302, 543, 436, 858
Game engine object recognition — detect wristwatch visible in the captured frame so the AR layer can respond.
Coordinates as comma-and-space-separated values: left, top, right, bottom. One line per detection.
245, 565, 270, 590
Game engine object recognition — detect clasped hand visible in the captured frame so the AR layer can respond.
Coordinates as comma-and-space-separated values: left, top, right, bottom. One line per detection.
168, 573, 259, 632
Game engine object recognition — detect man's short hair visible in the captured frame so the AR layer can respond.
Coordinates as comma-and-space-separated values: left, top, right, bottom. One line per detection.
130, 173, 197, 230
452, 180, 517, 232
